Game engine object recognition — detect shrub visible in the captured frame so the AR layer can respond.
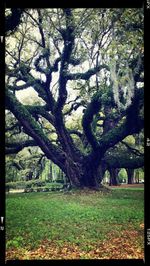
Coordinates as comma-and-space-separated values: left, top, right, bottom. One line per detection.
6, 180, 64, 193
6, 181, 26, 190
25, 180, 46, 188
23, 184, 64, 193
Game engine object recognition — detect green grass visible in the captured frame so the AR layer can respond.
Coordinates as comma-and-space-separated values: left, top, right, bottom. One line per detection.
6, 188, 144, 251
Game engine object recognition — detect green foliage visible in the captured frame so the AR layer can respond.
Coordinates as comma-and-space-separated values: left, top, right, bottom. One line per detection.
118, 169, 128, 183
6, 236, 24, 249
6, 180, 64, 192
25, 180, 46, 188
24, 183, 64, 193
103, 170, 110, 183
6, 181, 27, 190
123, 135, 135, 146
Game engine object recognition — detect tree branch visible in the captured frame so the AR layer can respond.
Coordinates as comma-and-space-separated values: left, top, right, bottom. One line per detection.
68, 130, 83, 139
121, 140, 143, 156
25, 105, 55, 125
66, 64, 109, 81
64, 100, 82, 116
5, 122, 20, 132
82, 92, 102, 150
5, 89, 66, 170
103, 153, 144, 169
83, 87, 143, 158
55, 8, 75, 113
98, 89, 144, 154
5, 140, 36, 154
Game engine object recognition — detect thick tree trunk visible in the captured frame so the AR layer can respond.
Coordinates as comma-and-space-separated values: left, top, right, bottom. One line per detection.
127, 168, 134, 184
109, 168, 119, 186
62, 155, 103, 190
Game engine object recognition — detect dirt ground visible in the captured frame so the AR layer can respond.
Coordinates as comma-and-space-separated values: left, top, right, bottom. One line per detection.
110, 183, 144, 189
7, 183, 144, 194
8, 189, 25, 193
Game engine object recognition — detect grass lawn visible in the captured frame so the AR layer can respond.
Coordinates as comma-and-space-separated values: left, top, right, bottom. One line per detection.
6, 188, 144, 260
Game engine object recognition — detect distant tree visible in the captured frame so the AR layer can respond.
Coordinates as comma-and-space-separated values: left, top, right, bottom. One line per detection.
5, 8, 144, 189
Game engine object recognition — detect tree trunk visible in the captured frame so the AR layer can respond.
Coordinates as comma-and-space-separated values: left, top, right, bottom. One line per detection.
27, 171, 33, 181
135, 170, 140, 183
126, 168, 134, 184
34, 170, 40, 179
62, 155, 103, 190
109, 168, 119, 186
49, 161, 53, 181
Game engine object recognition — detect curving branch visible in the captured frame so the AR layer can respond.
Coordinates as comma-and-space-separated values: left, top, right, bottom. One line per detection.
66, 64, 109, 81
7, 81, 34, 91
25, 105, 54, 125
121, 140, 143, 157
98, 89, 144, 155
55, 8, 75, 113
103, 153, 144, 169
5, 140, 37, 154
82, 93, 102, 150
68, 130, 83, 139
83, 87, 143, 159
5, 89, 66, 170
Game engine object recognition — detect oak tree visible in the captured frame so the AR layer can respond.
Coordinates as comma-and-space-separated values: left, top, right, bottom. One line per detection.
5, 8, 144, 189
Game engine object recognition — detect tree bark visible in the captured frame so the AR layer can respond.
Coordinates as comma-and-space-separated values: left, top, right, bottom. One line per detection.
109, 168, 119, 186
127, 168, 134, 184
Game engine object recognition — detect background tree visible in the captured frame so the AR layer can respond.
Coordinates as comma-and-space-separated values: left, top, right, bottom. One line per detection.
5, 8, 144, 189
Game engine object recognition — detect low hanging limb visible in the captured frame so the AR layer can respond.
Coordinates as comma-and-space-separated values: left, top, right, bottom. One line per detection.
121, 140, 143, 157
5, 140, 37, 155
102, 153, 144, 169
